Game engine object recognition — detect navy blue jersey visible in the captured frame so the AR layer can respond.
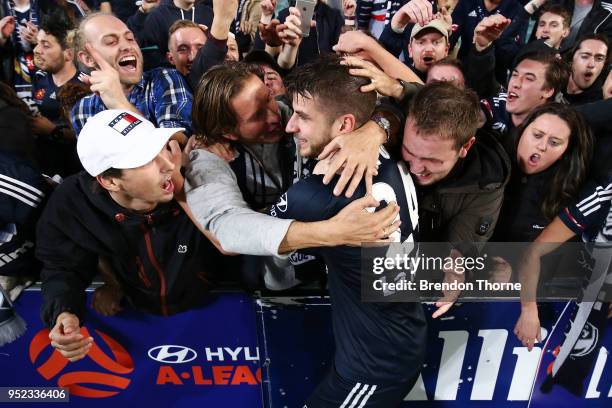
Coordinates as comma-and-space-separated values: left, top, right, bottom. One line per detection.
559, 176, 612, 242
32, 70, 81, 125
269, 149, 426, 384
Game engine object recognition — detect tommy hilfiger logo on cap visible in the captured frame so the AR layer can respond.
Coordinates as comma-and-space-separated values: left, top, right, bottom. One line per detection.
108, 112, 142, 136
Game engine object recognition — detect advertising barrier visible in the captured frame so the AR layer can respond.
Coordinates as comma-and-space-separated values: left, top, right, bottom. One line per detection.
256, 297, 611, 407
1, 289, 263, 407
0, 290, 610, 407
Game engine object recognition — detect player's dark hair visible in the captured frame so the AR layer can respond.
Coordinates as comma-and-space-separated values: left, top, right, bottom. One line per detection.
285, 54, 377, 128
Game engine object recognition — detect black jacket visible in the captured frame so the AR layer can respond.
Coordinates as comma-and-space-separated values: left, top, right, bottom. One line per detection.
564, 77, 606, 105
576, 98, 612, 132
493, 163, 556, 242
465, 43, 506, 99
418, 128, 511, 248
37, 172, 214, 328
574, 98, 612, 178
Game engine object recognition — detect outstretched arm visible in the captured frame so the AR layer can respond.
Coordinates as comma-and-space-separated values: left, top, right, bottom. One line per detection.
334, 30, 423, 83
514, 217, 576, 350
276, 7, 304, 69
188, 0, 238, 89
465, 14, 511, 98
180, 149, 399, 255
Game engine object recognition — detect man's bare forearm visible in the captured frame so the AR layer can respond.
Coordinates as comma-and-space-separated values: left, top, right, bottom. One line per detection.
518, 249, 542, 309
278, 198, 401, 253
278, 220, 337, 253
368, 45, 423, 84
277, 44, 298, 69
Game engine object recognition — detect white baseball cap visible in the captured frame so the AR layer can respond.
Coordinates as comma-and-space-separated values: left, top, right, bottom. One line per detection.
77, 110, 184, 177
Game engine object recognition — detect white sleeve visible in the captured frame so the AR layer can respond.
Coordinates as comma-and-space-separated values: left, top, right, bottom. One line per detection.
184, 149, 294, 256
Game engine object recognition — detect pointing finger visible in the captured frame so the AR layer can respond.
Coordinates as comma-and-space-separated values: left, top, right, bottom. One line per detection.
85, 43, 114, 71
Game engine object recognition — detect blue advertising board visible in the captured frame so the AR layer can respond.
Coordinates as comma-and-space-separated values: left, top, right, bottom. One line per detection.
256, 297, 611, 407
1, 290, 610, 407
0, 289, 263, 407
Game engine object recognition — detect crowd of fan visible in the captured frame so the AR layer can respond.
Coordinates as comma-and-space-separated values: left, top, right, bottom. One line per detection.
0, 0, 611, 381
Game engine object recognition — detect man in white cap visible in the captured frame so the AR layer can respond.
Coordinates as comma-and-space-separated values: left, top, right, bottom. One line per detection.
37, 109, 401, 362
36, 109, 215, 362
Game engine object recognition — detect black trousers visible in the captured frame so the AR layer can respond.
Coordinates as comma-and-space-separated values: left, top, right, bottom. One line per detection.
304, 364, 420, 408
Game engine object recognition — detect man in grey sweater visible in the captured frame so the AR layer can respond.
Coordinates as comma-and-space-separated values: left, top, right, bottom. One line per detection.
183, 148, 399, 257
182, 61, 399, 288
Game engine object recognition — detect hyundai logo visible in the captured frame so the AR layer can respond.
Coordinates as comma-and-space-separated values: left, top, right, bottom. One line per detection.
147, 345, 198, 364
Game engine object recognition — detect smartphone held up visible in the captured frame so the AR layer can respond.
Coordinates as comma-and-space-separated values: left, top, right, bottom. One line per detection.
295, 0, 316, 37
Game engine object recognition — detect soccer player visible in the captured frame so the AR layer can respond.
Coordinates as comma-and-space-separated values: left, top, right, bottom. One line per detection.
270, 55, 425, 407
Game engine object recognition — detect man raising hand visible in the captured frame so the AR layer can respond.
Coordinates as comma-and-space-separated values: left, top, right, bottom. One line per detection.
71, 13, 193, 137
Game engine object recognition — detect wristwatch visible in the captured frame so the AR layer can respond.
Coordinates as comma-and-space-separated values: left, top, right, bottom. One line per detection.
371, 114, 391, 144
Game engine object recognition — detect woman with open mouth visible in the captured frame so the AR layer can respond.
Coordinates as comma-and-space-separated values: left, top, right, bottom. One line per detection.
492, 103, 593, 243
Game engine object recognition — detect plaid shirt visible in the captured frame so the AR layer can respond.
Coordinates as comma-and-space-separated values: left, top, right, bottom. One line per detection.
70, 67, 192, 136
